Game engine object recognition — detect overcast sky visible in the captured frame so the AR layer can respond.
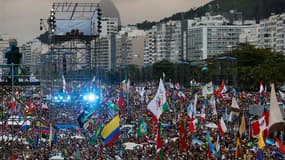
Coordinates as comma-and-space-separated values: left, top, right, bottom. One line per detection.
0, 0, 210, 45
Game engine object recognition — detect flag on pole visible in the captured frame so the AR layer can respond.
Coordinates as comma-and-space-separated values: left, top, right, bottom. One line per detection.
89, 122, 103, 145
239, 114, 246, 135
179, 120, 187, 153
118, 89, 125, 114
101, 115, 120, 147
259, 81, 264, 95
218, 117, 227, 136
137, 117, 148, 137
235, 132, 241, 159
147, 79, 169, 120
215, 80, 227, 97
156, 123, 163, 152
62, 74, 69, 93
202, 82, 213, 97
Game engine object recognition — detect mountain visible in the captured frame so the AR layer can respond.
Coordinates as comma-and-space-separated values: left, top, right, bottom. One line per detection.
136, 0, 285, 30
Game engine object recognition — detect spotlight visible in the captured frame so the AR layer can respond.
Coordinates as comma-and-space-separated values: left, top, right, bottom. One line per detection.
84, 93, 98, 103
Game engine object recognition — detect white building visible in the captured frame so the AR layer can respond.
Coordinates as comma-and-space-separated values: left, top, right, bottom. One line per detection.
239, 24, 259, 46
144, 20, 183, 65
144, 29, 156, 65
100, 17, 119, 37
259, 13, 285, 53
187, 15, 248, 61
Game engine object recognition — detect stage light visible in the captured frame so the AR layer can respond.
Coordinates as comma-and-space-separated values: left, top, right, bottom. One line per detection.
84, 93, 98, 103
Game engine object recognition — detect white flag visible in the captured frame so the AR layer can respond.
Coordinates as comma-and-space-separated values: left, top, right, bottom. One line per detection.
147, 79, 169, 120
202, 82, 213, 97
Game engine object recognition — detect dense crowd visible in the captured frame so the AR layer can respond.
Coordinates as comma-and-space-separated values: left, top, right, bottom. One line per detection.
0, 80, 285, 160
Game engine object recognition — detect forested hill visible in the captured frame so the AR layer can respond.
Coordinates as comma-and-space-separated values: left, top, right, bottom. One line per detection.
136, 0, 285, 30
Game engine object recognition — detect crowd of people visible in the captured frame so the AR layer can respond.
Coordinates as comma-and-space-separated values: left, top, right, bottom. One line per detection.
0, 80, 285, 160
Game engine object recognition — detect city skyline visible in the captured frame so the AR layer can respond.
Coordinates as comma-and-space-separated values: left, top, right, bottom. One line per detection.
0, 0, 210, 45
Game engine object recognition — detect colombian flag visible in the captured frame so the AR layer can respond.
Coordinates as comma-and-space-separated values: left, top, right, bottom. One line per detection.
34, 121, 51, 134
101, 115, 120, 147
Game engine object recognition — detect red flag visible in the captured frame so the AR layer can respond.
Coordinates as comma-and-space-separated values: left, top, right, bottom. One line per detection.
263, 110, 269, 126
152, 115, 158, 124
214, 80, 226, 97
118, 89, 125, 114
218, 117, 227, 136
179, 120, 187, 152
274, 137, 285, 154
250, 120, 260, 137
156, 123, 163, 151
188, 120, 195, 133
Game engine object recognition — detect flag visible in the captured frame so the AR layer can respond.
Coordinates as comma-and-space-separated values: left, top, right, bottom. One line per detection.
107, 101, 120, 111
192, 136, 204, 145
147, 79, 169, 120
137, 117, 148, 137
41, 103, 49, 112
259, 81, 264, 95
210, 96, 217, 115
62, 74, 69, 93
179, 120, 187, 153
34, 121, 52, 134
101, 115, 120, 146
206, 132, 216, 156
187, 101, 195, 119
258, 128, 265, 149
156, 123, 163, 152
214, 80, 226, 97
235, 132, 241, 159
218, 117, 227, 136
239, 114, 246, 135
89, 122, 103, 145
274, 137, 285, 154
188, 118, 197, 133
250, 120, 261, 137
202, 82, 213, 97
215, 135, 221, 158
118, 89, 125, 114
77, 109, 96, 128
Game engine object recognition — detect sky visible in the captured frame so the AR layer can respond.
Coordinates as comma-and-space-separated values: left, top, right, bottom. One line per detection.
0, 0, 210, 45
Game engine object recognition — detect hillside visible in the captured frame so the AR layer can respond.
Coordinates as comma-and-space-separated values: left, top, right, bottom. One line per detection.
136, 0, 285, 30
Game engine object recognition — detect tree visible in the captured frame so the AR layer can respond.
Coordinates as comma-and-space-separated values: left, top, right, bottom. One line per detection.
152, 60, 175, 81
226, 43, 285, 90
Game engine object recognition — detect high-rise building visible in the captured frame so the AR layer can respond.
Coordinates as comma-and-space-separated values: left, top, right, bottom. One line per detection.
258, 13, 285, 53
116, 27, 146, 69
0, 34, 17, 76
187, 15, 247, 61
144, 20, 183, 65
239, 24, 259, 46
144, 29, 156, 65
100, 17, 119, 37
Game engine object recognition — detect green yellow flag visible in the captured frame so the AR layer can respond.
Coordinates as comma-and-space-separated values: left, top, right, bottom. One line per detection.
137, 117, 148, 137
